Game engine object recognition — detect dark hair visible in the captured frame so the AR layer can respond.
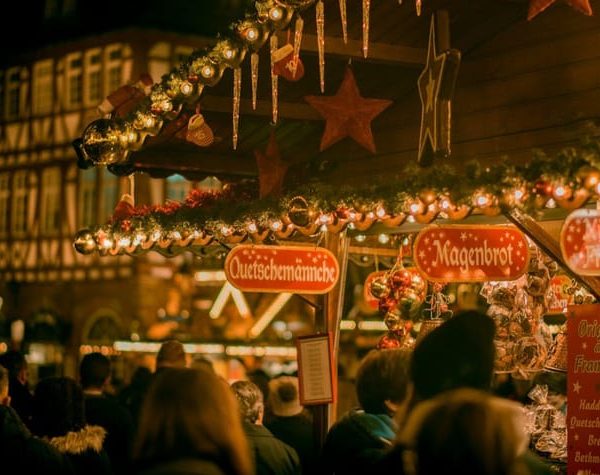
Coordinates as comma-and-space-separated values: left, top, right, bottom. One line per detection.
156, 339, 186, 369
133, 368, 252, 475
79, 352, 111, 389
355, 348, 411, 414
0, 350, 26, 379
411, 311, 496, 402
231, 380, 263, 424
33, 377, 85, 438
247, 368, 271, 402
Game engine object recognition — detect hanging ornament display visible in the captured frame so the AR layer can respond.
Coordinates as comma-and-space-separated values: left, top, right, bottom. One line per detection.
527, 0, 592, 21
304, 67, 392, 153
270, 35, 279, 124
254, 130, 289, 198
272, 44, 305, 81
185, 108, 214, 147
251, 53, 259, 110
417, 15, 461, 166
232, 67, 242, 150
362, 0, 371, 58
292, 16, 304, 79
339, 0, 348, 44
316, 0, 326, 93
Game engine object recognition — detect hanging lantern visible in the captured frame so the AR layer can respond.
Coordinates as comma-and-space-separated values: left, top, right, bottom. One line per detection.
256, 0, 294, 30
191, 54, 225, 87
234, 18, 270, 51
214, 38, 247, 69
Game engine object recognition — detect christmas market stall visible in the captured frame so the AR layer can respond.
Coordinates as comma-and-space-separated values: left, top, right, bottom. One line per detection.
72, 0, 600, 471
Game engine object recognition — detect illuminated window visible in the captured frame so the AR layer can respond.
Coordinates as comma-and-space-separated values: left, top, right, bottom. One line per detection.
105, 45, 123, 94
0, 174, 9, 235
85, 49, 102, 105
6, 68, 22, 119
166, 174, 190, 202
12, 171, 28, 235
100, 168, 118, 223
66, 53, 83, 107
79, 168, 97, 227
40, 167, 61, 234
33, 60, 53, 115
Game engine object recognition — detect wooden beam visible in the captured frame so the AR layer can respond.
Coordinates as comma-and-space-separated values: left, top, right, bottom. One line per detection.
278, 32, 426, 67
200, 95, 321, 121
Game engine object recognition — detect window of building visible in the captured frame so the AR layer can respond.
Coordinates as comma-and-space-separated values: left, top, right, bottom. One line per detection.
85, 49, 102, 105
40, 167, 61, 234
6, 68, 22, 119
105, 45, 123, 94
79, 168, 97, 227
66, 53, 83, 107
33, 60, 54, 115
100, 168, 118, 222
0, 174, 9, 235
12, 171, 28, 235
166, 174, 190, 202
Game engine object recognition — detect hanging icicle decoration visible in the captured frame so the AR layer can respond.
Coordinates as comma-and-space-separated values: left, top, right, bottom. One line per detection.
251, 53, 259, 110
232, 67, 242, 150
362, 0, 371, 58
416, 0, 422, 16
292, 15, 304, 78
270, 35, 279, 124
316, 0, 325, 93
339, 0, 348, 44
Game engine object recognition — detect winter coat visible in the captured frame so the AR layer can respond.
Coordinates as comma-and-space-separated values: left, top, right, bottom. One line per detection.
136, 457, 228, 475
320, 409, 396, 475
0, 405, 74, 475
265, 413, 318, 475
243, 422, 301, 475
45, 425, 114, 475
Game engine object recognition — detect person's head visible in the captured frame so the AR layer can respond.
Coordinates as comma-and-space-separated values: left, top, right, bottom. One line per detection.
130, 366, 153, 389
0, 365, 10, 405
231, 380, 264, 425
155, 339, 187, 370
405, 388, 528, 475
268, 376, 303, 417
79, 352, 111, 390
0, 350, 28, 385
191, 356, 215, 373
355, 348, 412, 415
133, 368, 252, 475
32, 377, 86, 438
410, 311, 496, 403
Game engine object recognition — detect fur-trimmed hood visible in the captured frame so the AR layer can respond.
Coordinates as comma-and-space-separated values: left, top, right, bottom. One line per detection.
45, 425, 106, 455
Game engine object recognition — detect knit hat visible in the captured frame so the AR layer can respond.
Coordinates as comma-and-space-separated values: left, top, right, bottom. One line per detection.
269, 376, 303, 417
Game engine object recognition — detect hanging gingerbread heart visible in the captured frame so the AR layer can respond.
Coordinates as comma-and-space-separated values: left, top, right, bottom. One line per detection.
185, 110, 214, 147
272, 43, 304, 82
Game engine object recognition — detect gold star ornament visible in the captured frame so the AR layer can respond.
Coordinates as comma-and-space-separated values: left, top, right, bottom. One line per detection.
254, 130, 289, 199
417, 15, 461, 167
528, 0, 592, 21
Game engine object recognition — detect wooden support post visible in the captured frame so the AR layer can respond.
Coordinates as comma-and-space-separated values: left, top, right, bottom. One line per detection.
312, 231, 349, 450
504, 209, 600, 300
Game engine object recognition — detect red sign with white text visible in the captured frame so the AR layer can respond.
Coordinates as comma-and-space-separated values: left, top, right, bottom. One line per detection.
568, 304, 600, 474
225, 244, 339, 294
413, 225, 529, 282
561, 209, 600, 276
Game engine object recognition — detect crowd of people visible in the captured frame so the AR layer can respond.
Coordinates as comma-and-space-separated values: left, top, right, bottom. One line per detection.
0, 310, 555, 475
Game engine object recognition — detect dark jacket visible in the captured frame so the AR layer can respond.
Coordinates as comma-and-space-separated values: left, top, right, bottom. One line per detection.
45, 425, 114, 475
136, 458, 227, 475
0, 405, 74, 475
320, 409, 396, 475
8, 376, 34, 428
84, 392, 135, 475
265, 413, 317, 475
243, 422, 301, 475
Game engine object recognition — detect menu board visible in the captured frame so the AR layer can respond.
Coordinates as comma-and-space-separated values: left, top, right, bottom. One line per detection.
297, 333, 335, 405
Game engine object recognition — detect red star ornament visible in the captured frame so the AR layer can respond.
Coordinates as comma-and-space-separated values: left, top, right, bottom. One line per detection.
254, 130, 289, 199
305, 68, 392, 153
528, 0, 592, 20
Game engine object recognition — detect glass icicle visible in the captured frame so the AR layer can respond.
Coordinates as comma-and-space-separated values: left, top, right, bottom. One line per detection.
251, 53, 259, 110
270, 35, 279, 124
362, 0, 370, 58
339, 0, 348, 44
232, 67, 241, 150
292, 15, 304, 78
416, 0, 422, 16
316, 1, 325, 93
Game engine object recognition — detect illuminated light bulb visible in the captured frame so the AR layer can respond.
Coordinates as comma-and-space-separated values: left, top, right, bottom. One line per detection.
476, 194, 489, 207
246, 27, 258, 41
151, 230, 161, 241
247, 222, 258, 233
269, 6, 283, 20
347, 222, 355, 230
118, 236, 131, 247
407, 215, 416, 223
366, 211, 375, 219
596, 182, 600, 195
355, 234, 367, 243
191, 230, 202, 238
320, 224, 328, 232
220, 225, 232, 236
133, 233, 145, 246
514, 189, 524, 201
348, 211, 357, 222
161, 100, 173, 112
201, 65, 215, 78
224, 48, 235, 59
143, 115, 155, 128
546, 198, 557, 208
180, 81, 193, 95
428, 203, 437, 212
319, 214, 332, 225
402, 237, 410, 246
170, 231, 182, 240
270, 220, 283, 231
553, 185, 567, 198
440, 198, 451, 210
376, 206, 386, 218
378, 233, 390, 244
409, 202, 422, 214
102, 238, 113, 249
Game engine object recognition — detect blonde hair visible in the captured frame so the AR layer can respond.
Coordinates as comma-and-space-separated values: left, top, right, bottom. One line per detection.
134, 368, 252, 475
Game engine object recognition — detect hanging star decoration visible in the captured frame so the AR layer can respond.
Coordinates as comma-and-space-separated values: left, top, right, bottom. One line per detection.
528, 0, 592, 21
254, 130, 289, 199
305, 67, 392, 154
417, 15, 461, 167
